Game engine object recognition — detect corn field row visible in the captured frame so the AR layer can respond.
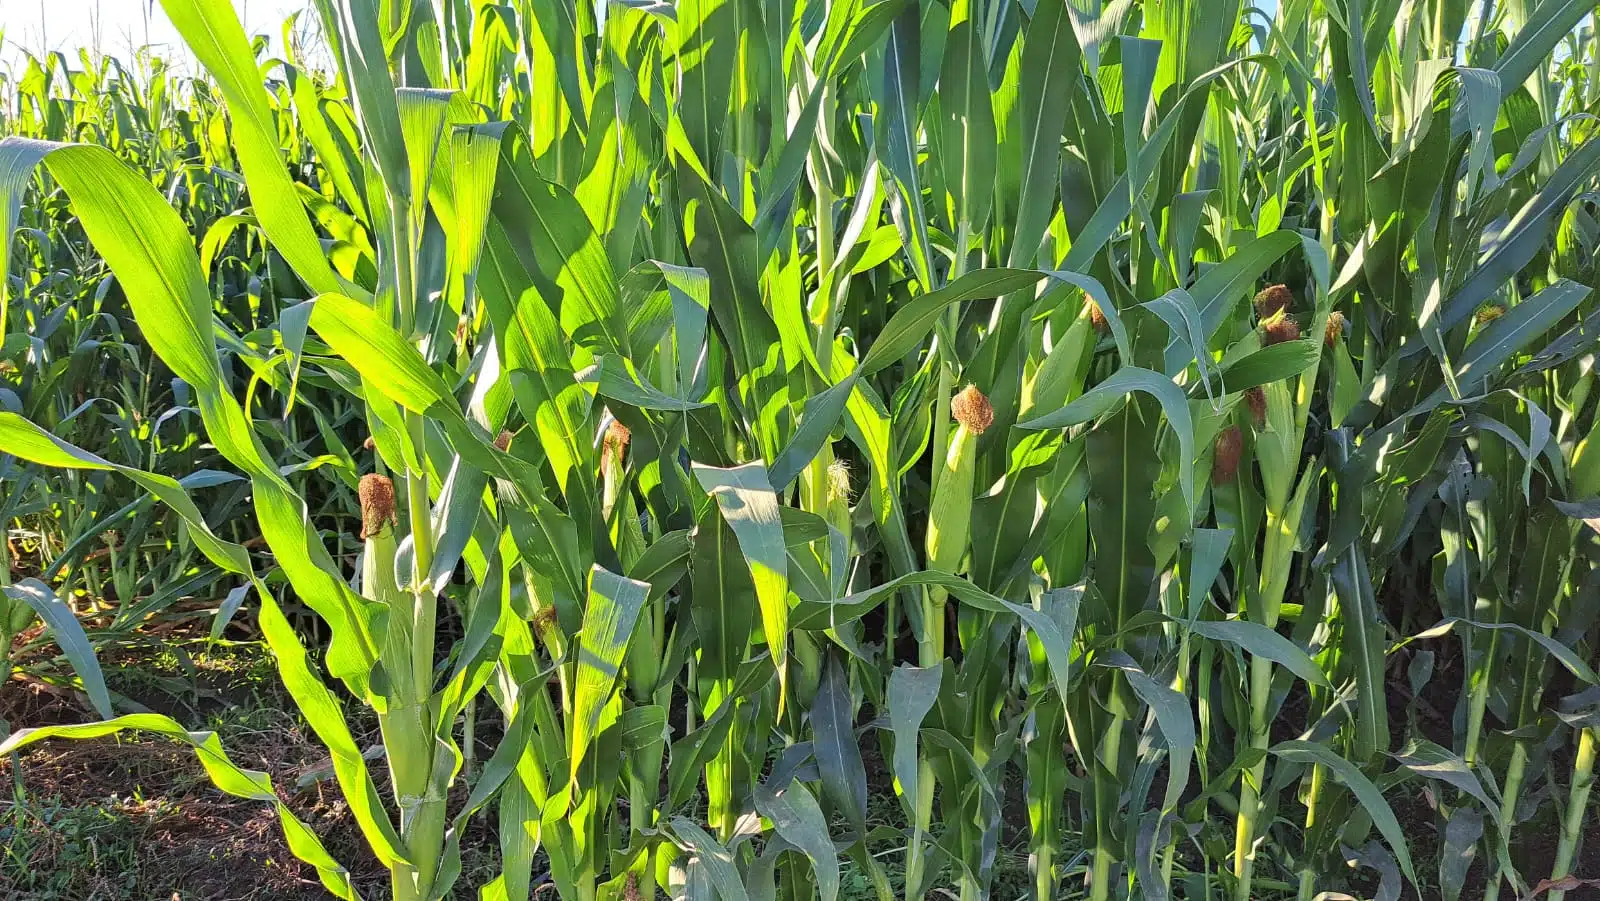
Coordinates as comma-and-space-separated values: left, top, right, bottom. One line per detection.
2, 0, 1599, 899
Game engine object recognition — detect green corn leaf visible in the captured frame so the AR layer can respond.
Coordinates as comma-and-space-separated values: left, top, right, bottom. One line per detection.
1328, 434, 1392, 761
311, 0, 411, 207
753, 775, 841, 901
1187, 230, 1302, 347
1187, 620, 1331, 688
1443, 139, 1600, 330
745, 836, 796, 901
1188, 340, 1321, 399
922, 727, 1001, 815
823, 0, 909, 77
1451, 280, 1591, 396
1494, 0, 1593, 97
256, 587, 410, 869
795, 573, 1081, 698
689, 500, 759, 687
873, 8, 934, 287
578, 353, 711, 410
436, 122, 504, 314
1389, 739, 1501, 829
574, 83, 649, 266
628, 530, 695, 605
569, 565, 651, 782
280, 62, 367, 219
811, 654, 868, 824
1184, 528, 1234, 619
859, 269, 1047, 375
1404, 619, 1600, 685
667, 699, 738, 812
160, 0, 348, 296
479, 219, 597, 495
6, 578, 114, 718
936, 0, 997, 235
1059, 56, 1278, 274
1439, 808, 1484, 901
1141, 288, 1213, 388
0, 139, 380, 695
754, 80, 827, 242
306, 293, 453, 409
1270, 740, 1417, 888
432, 698, 538, 900
887, 663, 941, 815
670, 819, 753, 901
434, 553, 512, 725
426, 459, 489, 595
490, 139, 631, 357
675, 0, 736, 171
1018, 366, 1196, 514
769, 373, 859, 491
694, 462, 791, 701
1098, 650, 1194, 813
617, 704, 670, 752
0, 413, 251, 575
0, 136, 54, 335
1008, 0, 1081, 267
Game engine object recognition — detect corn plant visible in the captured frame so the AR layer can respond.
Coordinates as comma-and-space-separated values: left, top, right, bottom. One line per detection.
5, 0, 1600, 900
0, 42, 297, 691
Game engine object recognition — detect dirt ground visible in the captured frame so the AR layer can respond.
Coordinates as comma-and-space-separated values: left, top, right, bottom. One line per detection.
0, 643, 398, 901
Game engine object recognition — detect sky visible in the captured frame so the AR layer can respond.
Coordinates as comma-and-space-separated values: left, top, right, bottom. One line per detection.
0, 1, 313, 69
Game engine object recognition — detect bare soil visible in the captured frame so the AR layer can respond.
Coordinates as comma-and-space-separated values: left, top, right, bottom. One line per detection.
0, 642, 394, 901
